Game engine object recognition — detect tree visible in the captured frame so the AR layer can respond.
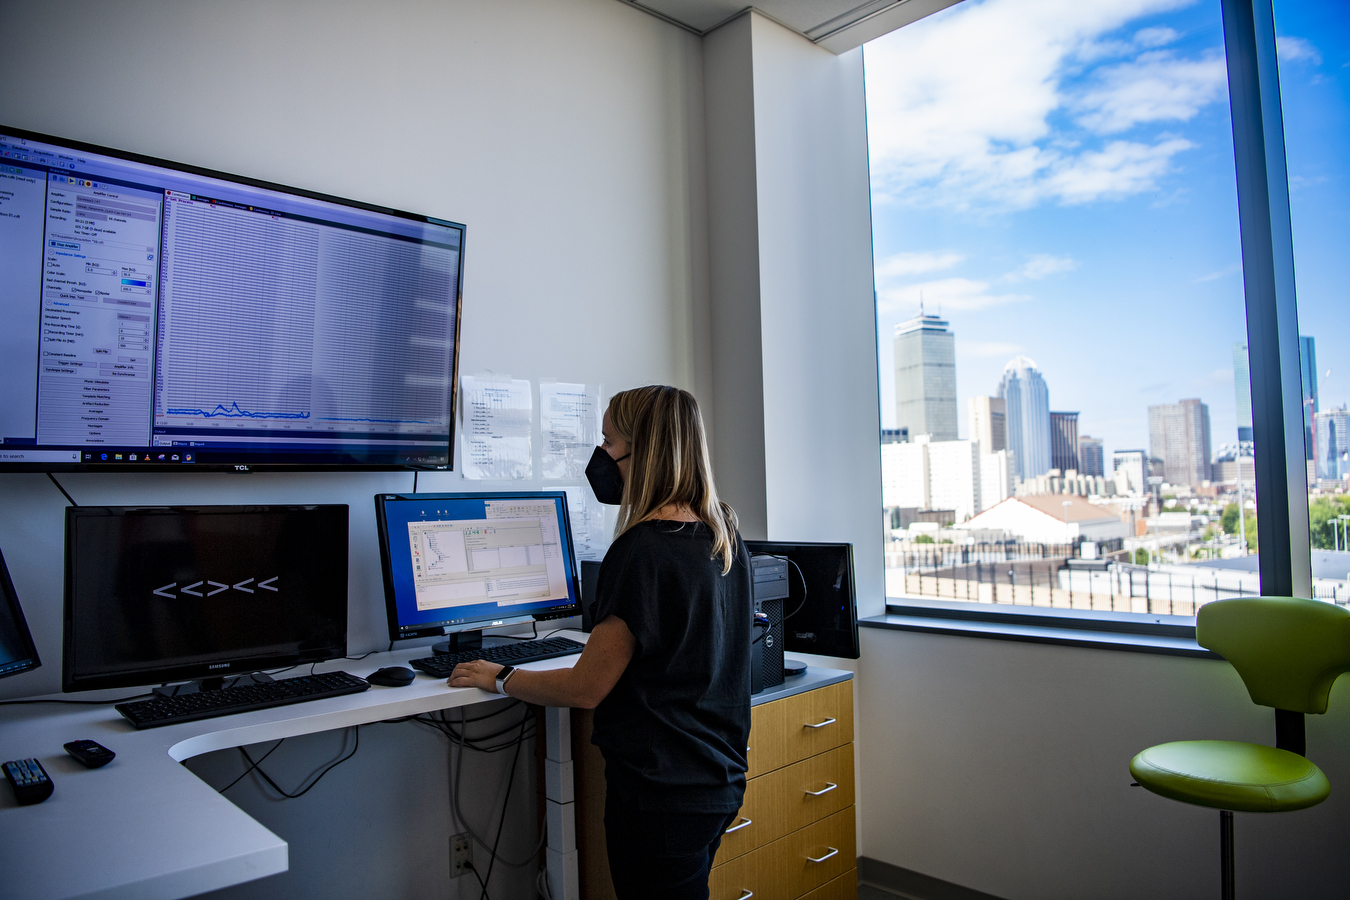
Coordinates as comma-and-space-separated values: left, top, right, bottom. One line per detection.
1134, 547, 1150, 565
1221, 502, 1258, 553
913, 534, 935, 544
1309, 495, 1350, 550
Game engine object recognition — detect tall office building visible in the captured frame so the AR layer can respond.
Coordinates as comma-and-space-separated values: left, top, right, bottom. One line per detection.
1148, 399, 1212, 486
1113, 449, 1149, 495
1316, 406, 1349, 480
1049, 411, 1079, 473
1233, 343, 1254, 444
1078, 435, 1104, 477
1300, 334, 1318, 461
968, 396, 1007, 452
894, 314, 958, 441
998, 356, 1051, 484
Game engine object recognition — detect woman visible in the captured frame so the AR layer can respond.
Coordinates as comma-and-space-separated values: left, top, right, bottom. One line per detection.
449, 385, 752, 899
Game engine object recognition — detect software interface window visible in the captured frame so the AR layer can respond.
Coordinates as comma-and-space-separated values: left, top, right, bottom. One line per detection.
409, 499, 572, 610
0, 132, 461, 466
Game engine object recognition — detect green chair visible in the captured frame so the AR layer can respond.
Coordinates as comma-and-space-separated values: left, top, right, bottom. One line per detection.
1130, 596, 1350, 899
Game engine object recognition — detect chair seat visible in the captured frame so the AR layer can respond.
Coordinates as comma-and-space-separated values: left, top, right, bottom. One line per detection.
1131, 740, 1330, 813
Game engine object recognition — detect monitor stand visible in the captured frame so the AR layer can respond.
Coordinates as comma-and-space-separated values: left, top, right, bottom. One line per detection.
152, 671, 276, 698
432, 630, 484, 656
783, 658, 808, 677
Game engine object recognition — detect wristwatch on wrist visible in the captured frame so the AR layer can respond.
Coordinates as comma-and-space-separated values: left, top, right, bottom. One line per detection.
495, 665, 517, 695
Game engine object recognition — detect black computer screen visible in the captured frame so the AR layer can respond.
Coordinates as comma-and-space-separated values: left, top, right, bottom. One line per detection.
63, 505, 349, 691
746, 541, 860, 660
0, 125, 463, 471
0, 545, 40, 680
375, 492, 580, 642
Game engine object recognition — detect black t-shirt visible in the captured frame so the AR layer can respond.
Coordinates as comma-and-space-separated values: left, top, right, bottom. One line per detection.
590, 519, 752, 813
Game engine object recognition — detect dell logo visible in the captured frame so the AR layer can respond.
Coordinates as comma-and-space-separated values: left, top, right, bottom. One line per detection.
765, 634, 774, 648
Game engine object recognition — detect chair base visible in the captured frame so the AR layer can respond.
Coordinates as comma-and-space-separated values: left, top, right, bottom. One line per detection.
1220, 810, 1234, 900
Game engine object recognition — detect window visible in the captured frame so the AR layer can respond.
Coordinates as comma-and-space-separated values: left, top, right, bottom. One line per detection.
1273, 1, 1350, 602
865, 0, 1266, 625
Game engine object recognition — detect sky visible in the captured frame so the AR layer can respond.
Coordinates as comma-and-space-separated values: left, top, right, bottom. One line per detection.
863, 0, 1350, 466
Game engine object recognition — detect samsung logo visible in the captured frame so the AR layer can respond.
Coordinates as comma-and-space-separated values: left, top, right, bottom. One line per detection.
208, 663, 231, 670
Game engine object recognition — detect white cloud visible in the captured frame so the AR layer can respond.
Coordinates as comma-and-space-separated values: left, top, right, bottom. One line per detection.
876, 251, 964, 279
877, 276, 1030, 314
864, 0, 1217, 211
1073, 51, 1227, 134
1277, 36, 1322, 65
1013, 253, 1077, 280
1194, 262, 1240, 282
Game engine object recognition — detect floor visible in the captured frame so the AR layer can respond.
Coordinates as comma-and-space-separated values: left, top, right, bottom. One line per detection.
858, 884, 906, 900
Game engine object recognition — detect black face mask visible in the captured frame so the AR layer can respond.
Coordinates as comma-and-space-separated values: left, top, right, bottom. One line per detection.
586, 445, 630, 505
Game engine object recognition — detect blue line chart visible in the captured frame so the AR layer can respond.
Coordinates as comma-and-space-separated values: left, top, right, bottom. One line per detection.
166, 402, 311, 420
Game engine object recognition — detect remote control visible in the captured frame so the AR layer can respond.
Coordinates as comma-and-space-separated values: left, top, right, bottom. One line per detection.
3, 758, 53, 805
64, 740, 115, 769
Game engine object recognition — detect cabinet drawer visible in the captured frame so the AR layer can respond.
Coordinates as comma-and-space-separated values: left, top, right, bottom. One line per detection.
780, 680, 852, 766
800, 868, 857, 900
709, 845, 771, 900
747, 695, 786, 777
770, 808, 856, 897
713, 743, 854, 867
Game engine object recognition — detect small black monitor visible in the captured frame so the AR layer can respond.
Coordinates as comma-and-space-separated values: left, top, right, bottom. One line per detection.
0, 546, 40, 680
745, 541, 859, 660
63, 505, 349, 691
375, 492, 581, 649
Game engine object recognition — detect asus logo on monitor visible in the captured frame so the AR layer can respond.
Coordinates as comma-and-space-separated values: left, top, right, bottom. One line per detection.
152, 577, 279, 598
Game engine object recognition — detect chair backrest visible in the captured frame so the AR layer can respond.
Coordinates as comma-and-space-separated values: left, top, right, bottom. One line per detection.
1198, 597, 1350, 714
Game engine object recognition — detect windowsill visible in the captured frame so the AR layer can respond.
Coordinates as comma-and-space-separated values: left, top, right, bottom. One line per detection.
862, 598, 1219, 659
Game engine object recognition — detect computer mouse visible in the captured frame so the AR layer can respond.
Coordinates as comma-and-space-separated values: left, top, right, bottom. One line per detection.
366, 666, 416, 687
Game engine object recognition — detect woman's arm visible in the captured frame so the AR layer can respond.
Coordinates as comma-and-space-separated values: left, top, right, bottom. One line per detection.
447, 615, 636, 709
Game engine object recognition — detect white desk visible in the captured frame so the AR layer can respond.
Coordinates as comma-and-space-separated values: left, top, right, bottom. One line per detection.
0, 646, 584, 900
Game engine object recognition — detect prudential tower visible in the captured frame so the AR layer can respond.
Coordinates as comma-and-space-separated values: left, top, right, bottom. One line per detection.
893, 313, 957, 441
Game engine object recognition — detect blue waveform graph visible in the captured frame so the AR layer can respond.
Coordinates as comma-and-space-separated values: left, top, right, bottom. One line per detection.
318, 415, 436, 425
166, 401, 311, 420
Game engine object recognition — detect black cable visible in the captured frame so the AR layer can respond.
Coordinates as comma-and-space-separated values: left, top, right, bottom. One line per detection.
219, 740, 284, 793
47, 472, 77, 506
495, 622, 539, 641
480, 711, 527, 898
0, 693, 152, 706
238, 726, 360, 799
413, 470, 419, 493
538, 626, 586, 640
467, 862, 491, 900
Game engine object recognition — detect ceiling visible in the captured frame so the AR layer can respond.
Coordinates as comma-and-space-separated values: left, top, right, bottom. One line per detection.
617, 0, 963, 53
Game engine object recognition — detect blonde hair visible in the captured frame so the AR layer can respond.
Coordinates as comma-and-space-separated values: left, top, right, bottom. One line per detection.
607, 385, 740, 574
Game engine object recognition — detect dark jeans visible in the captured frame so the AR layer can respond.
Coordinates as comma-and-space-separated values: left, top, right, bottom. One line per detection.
604, 784, 740, 900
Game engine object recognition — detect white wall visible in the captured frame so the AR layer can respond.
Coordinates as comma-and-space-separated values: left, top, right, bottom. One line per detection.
0, 1, 707, 896
859, 626, 1350, 899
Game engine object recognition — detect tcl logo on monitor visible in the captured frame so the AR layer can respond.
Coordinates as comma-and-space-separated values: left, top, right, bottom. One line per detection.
151, 577, 279, 598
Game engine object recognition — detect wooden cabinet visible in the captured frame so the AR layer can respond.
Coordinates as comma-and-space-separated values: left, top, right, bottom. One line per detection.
711, 679, 856, 900
571, 675, 855, 900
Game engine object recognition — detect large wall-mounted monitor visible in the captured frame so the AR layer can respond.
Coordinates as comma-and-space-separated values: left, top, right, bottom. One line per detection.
0, 545, 41, 680
375, 492, 581, 650
63, 505, 349, 691
0, 126, 464, 471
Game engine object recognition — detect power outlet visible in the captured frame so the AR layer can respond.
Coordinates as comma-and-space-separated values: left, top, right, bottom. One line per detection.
450, 833, 472, 879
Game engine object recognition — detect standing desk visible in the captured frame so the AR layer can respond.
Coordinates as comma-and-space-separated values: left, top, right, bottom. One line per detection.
0, 646, 586, 900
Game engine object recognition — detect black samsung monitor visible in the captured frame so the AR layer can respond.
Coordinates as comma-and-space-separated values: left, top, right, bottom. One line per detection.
0, 545, 40, 680
63, 505, 349, 691
375, 492, 581, 651
0, 125, 463, 471
745, 541, 860, 660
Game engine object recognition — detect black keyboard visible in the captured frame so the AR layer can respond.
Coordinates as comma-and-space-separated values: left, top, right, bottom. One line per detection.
115, 671, 370, 729
411, 636, 585, 679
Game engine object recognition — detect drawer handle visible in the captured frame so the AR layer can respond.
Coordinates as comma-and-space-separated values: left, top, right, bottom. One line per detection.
804, 782, 838, 797
724, 816, 753, 834
736, 891, 754, 900
806, 847, 840, 864
804, 717, 837, 729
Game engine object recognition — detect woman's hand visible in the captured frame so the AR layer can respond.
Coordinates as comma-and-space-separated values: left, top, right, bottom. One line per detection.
448, 659, 504, 693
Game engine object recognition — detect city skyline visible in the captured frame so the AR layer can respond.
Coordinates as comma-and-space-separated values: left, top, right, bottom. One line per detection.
865, 0, 1350, 472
